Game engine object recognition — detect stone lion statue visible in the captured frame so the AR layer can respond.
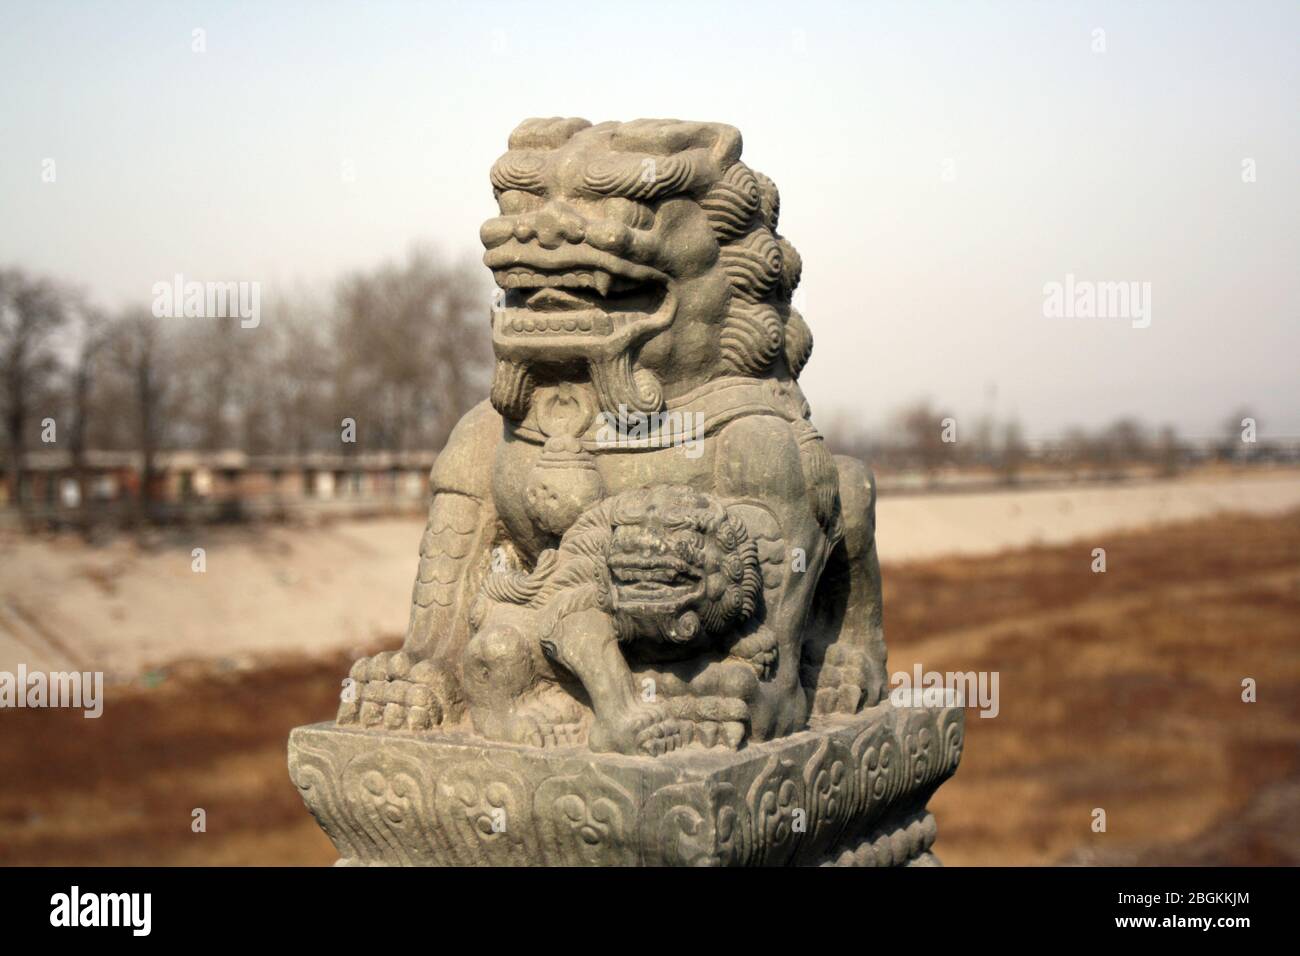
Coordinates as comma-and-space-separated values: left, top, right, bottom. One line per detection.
338, 118, 888, 755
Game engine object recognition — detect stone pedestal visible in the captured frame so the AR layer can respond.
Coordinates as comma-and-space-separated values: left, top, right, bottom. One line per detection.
288, 700, 962, 867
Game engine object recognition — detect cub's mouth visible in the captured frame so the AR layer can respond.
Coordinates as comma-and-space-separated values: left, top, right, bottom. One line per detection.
606, 549, 704, 612
488, 255, 673, 363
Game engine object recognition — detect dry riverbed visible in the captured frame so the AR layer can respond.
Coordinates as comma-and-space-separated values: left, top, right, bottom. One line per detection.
3, 470, 1298, 678
1, 502, 1297, 865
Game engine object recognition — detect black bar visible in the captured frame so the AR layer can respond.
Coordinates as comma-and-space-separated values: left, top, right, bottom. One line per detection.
0, 866, 1276, 942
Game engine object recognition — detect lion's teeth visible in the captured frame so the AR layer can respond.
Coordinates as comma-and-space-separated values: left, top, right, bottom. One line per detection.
496, 268, 620, 298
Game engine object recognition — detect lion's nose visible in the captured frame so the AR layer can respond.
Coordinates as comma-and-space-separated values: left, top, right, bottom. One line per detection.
532, 205, 586, 249
511, 219, 535, 243
480, 216, 515, 249
482, 204, 590, 251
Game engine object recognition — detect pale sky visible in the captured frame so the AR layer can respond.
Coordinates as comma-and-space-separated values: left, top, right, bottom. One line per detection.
2, 0, 1296, 439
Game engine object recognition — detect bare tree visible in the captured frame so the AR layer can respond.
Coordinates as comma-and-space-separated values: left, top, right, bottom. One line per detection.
0, 268, 68, 510
1096, 418, 1148, 475
895, 399, 956, 479
66, 300, 109, 518
106, 311, 172, 515
192, 321, 236, 451
333, 246, 490, 452
1155, 424, 1181, 477
998, 420, 1028, 484
266, 291, 334, 454
1220, 407, 1256, 460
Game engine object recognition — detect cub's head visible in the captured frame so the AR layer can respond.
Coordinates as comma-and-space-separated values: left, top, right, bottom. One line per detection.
600, 485, 760, 647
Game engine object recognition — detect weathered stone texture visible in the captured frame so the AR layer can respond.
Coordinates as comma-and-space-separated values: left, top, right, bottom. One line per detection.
292, 702, 961, 866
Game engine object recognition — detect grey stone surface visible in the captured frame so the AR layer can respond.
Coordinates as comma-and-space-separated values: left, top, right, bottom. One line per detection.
291, 700, 962, 866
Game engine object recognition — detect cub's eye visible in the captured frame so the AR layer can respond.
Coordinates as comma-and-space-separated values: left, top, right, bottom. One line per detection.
601, 196, 655, 230
497, 190, 543, 215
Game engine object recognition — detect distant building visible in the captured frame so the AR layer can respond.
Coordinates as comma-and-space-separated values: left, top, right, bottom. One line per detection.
0, 449, 435, 523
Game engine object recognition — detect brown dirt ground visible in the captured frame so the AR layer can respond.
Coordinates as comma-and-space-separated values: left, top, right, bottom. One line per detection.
900, 510, 1300, 866
1, 510, 1297, 866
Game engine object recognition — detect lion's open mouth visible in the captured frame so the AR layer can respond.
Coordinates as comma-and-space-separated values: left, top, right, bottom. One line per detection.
491, 269, 665, 340
607, 550, 703, 610
494, 267, 667, 336
494, 269, 665, 336
487, 253, 673, 364
484, 245, 676, 417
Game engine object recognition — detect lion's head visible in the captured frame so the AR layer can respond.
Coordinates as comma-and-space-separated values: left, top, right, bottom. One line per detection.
482, 118, 812, 422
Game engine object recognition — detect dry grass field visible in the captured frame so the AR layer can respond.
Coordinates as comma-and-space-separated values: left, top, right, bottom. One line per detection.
901, 510, 1300, 866
1, 508, 1297, 866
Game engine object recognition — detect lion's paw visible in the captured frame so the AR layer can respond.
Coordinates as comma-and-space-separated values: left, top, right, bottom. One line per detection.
336, 652, 462, 731
476, 707, 586, 749
809, 645, 874, 716
589, 702, 673, 756
691, 719, 748, 751
588, 696, 751, 757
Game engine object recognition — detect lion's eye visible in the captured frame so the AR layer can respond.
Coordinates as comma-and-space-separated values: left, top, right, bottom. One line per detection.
498, 190, 543, 215
601, 196, 655, 230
